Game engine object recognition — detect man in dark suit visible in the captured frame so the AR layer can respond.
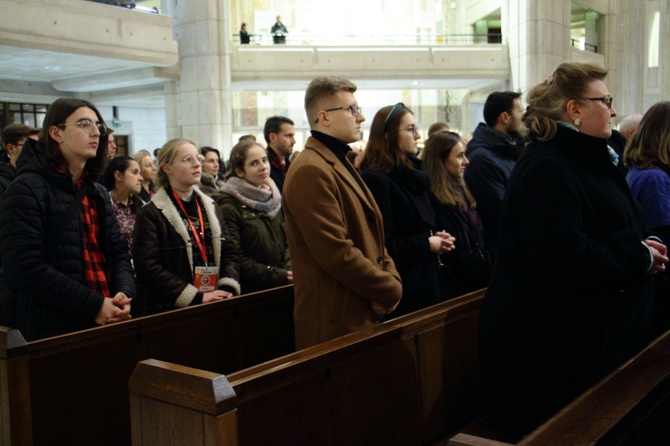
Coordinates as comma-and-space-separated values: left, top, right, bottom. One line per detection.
264, 115, 295, 193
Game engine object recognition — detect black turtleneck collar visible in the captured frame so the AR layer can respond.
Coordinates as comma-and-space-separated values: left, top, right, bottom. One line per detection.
311, 130, 365, 187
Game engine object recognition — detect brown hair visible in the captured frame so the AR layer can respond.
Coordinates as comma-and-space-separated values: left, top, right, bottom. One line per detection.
524, 62, 608, 141
422, 131, 476, 211
624, 101, 670, 169
226, 139, 265, 180
304, 76, 357, 126
359, 104, 414, 173
40, 97, 109, 177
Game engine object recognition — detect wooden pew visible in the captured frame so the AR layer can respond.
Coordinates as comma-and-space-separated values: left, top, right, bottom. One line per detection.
447, 329, 670, 446
129, 289, 485, 445
0, 285, 295, 446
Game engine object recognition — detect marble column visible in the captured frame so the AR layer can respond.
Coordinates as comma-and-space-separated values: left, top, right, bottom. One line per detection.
605, 0, 646, 118
504, 0, 572, 93
165, 0, 234, 157
659, 0, 670, 101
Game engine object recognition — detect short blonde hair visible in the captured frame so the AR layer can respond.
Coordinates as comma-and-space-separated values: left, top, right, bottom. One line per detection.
155, 138, 197, 189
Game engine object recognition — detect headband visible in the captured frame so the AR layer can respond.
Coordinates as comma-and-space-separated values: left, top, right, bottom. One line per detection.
383, 102, 405, 133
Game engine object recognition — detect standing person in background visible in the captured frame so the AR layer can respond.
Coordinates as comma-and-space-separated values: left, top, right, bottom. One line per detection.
239, 22, 251, 44
624, 101, 670, 337
215, 139, 292, 294
283, 76, 402, 349
427, 121, 450, 138
199, 146, 225, 194
478, 62, 667, 438
360, 102, 454, 318
133, 138, 240, 315
0, 97, 134, 340
107, 129, 117, 159
423, 131, 492, 297
271, 16, 288, 44
99, 156, 144, 255
132, 149, 157, 205
609, 113, 644, 176
264, 115, 296, 193
0, 123, 40, 199
464, 91, 526, 261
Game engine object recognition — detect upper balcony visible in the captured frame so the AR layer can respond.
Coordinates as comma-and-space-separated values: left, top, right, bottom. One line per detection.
0, 0, 178, 102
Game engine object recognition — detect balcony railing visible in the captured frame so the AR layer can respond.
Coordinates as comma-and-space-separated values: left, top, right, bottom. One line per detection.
571, 38, 598, 53
232, 33, 504, 46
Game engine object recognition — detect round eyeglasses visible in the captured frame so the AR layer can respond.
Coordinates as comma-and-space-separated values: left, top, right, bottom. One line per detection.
173, 154, 205, 167
57, 118, 108, 136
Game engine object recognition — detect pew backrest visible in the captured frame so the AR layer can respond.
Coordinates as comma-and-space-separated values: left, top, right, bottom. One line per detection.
0, 285, 295, 446
130, 289, 486, 446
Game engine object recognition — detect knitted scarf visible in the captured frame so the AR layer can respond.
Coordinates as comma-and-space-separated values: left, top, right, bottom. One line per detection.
221, 176, 282, 218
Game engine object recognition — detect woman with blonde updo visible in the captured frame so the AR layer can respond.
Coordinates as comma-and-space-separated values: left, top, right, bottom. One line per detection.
132, 149, 157, 204
132, 138, 241, 315
478, 62, 667, 438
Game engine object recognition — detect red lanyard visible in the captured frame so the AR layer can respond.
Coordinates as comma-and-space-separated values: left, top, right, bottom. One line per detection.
172, 189, 208, 263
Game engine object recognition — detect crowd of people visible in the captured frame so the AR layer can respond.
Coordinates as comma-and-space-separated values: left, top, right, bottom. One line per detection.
0, 62, 668, 438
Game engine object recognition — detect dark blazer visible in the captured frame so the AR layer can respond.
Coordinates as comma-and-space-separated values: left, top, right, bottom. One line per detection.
478, 125, 655, 436
283, 136, 402, 349
0, 144, 135, 340
133, 187, 241, 315
361, 159, 447, 317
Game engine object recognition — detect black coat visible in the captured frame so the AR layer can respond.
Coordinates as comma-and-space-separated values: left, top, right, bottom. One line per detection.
464, 123, 521, 259
133, 187, 241, 314
0, 143, 136, 340
361, 160, 447, 317
478, 125, 655, 436
431, 193, 492, 297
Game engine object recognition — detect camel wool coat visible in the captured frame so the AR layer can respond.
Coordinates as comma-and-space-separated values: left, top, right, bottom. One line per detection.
283, 136, 402, 349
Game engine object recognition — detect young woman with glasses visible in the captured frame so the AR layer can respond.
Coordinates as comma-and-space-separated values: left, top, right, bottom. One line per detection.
132, 138, 241, 315
0, 97, 135, 340
359, 103, 456, 318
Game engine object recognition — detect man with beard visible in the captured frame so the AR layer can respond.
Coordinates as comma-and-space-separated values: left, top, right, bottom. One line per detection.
264, 115, 296, 193
465, 91, 526, 260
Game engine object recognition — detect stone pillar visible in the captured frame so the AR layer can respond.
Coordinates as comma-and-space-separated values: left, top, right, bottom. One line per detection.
605, 0, 646, 118
504, 0, 572, 93
166, 0, 234, 157
660, 0, 670, 101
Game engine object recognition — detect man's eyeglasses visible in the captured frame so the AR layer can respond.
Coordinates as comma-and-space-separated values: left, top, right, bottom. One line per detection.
315, 105, 361, 123
173, 154, 205, 167
583, 96, 613, 109
58, 119, 108, 136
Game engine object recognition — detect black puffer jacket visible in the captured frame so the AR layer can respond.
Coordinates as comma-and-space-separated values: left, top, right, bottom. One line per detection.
0, 142, 136, 340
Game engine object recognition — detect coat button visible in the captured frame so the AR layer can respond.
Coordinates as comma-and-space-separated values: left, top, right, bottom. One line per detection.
377, 256, 383, 264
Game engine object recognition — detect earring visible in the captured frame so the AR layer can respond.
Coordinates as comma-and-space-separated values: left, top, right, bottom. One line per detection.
574, 118, 581, 126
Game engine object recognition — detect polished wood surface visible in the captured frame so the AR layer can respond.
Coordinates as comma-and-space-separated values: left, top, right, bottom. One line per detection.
0, 285, 295, 446
130, 289, 486, 446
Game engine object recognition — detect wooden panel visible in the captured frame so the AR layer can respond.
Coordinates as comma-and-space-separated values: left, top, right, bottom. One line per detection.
0, 285, 294, 446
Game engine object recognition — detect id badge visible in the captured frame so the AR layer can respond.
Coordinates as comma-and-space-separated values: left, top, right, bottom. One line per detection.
194, 266, 219, 292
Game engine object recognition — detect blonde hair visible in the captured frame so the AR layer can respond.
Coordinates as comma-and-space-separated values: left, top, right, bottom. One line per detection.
155, 138, 197, 189
422, 131, 476, 211
524, 62, 608, 141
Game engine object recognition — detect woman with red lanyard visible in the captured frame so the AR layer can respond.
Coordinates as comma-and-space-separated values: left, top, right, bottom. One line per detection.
133, 138, 241, 315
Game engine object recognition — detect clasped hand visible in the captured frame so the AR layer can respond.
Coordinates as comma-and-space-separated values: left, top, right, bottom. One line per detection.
429, 231, 456, 255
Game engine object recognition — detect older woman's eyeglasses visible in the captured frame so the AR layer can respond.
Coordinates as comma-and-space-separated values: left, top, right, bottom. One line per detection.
173, 154, 205, 166
583, 96, 613, 109
58, 119, 108, 136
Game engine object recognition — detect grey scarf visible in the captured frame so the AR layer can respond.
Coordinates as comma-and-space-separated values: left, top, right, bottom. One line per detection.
221, 176, 282, 218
